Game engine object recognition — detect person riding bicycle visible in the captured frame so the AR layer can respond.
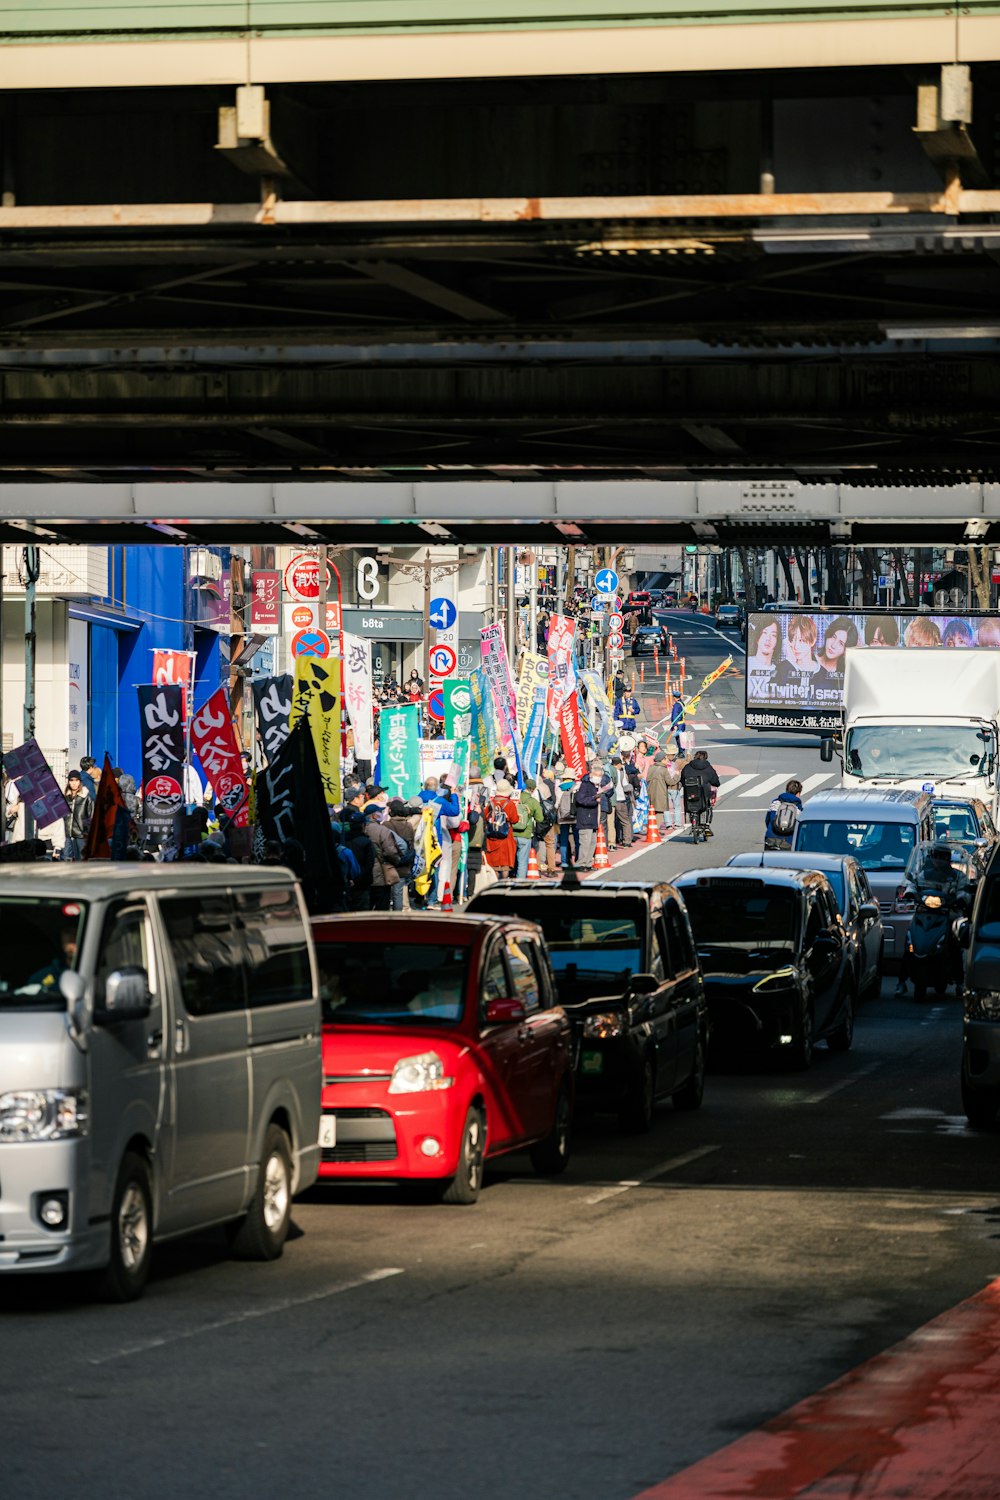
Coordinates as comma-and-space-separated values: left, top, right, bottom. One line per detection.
680, 750, 720, 839
764, 779, 803, 850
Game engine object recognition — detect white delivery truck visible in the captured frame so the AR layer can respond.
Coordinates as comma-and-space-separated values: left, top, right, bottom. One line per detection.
822, 648, 1000, 817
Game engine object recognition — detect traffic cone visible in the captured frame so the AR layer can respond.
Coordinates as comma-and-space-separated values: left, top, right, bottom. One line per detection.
593, 821, 610, 869
640, 662, 645, 683
440, 880, 453, 911
653, 646, 660, 675
526, 846, 541, 881
645, 807, 661, 845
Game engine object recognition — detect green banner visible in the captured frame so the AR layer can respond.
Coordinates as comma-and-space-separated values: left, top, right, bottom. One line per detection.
378, 702, 422, 799
443, 678, 472, 740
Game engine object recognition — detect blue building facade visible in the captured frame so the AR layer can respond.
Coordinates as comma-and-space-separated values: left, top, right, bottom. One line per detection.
81, 544, 228, 781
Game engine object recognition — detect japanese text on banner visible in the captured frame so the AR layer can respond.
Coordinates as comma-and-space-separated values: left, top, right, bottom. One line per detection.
290, 658, 342, 806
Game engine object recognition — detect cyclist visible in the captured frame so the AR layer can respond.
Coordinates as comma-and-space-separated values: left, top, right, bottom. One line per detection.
680, 749, 720, 841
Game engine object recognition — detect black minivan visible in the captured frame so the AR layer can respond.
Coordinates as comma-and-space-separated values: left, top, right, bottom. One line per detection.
466, 880, 708, 1132
672, 867, 853, 1069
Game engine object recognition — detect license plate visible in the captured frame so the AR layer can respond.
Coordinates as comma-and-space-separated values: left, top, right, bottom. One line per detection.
319, 1115, 337, 1148
581, 1049, 604, 1076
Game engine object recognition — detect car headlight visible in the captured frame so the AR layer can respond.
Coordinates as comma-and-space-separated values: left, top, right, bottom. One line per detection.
582, 1011, 624, 1039
0, 1088, 89, 1142
751, 967, 799, 993
387, 1052, 455, 1094
965, 991, 1000, 1022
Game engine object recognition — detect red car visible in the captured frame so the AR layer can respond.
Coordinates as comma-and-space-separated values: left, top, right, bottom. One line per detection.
311, 913, 574, 1204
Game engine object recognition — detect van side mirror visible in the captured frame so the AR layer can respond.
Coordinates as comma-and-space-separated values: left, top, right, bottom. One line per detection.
858, 902, 879, 922
956, 919, 973, 950
96, 966, 151, 1024
820, 738, 834, 763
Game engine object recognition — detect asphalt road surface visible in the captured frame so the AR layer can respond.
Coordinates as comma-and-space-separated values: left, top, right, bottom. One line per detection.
5, 617, 1000, 1500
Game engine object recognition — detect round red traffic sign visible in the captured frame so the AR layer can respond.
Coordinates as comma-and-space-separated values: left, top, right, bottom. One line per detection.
428, 643, 457, 678
291, 628, 332, 658
427, 688, 445, 722
284, 553, 334, 602
607, 631, 624, 649
608, 613, 624, 630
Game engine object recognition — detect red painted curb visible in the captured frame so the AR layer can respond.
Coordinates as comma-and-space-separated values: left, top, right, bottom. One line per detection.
631, 1279, 1000, 1499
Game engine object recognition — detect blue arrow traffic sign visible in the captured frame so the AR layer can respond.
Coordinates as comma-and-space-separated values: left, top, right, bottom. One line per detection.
595, 568, 619, 595
428, 596, 457, 630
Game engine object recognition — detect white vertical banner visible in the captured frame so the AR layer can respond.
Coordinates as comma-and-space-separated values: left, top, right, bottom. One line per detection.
343, 631, 374, 761
67, 616, 89, 767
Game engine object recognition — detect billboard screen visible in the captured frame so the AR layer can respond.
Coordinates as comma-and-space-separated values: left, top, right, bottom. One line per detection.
745, 612, 1000, 732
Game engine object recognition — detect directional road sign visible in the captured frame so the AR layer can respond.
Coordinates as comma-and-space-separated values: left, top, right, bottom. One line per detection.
427, 688, 445, 722
428, 596, 458, 631
428, 643, 457, 677
291, 628, 332, 658
595, 568, 619, 595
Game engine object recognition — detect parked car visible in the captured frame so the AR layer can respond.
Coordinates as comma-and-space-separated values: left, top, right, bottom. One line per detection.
715, 603, 742, 630
311, 913, 574, 1203
792, 789, 936, 967
672, 867, 853, 1068
931, 797, 998, 874
726, 851, 883, 1001
0, 866, 321, 1300
466, 880, 708, 1132
631, 625, 664, 657
959, 847, 1000, 1126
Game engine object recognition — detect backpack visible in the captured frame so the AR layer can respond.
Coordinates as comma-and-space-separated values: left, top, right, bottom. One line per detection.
771, 798, 799, 837
485, 798, 511, 840
388, 826, 414, 869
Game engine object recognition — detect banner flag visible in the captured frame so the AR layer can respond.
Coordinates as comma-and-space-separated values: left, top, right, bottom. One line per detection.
343, 633, 374, 762
291, 658, 342, 806
632, 777, 651, 836
515, 651, 549, 734
137, 684, 185, 838
479, 624, 518, 748
579, 669, 616, 755
443, 678, 473, 741
253, 674, 294, 763
469, 669, 496, 777
683, 655, 733, 716
190, 688, 249, 827
546, 615, 578, 724
258, 721, 345, 913
152, 648, 194, 722
522, 694, 547, 781
83, 754, 131, 860
3, 738, 69, 830
377, 702, 422, 800
559, 691, 589, 777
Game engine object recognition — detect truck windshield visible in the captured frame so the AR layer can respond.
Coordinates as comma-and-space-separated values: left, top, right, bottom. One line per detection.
845, 724, 994, 780
0, 898, 86, 1008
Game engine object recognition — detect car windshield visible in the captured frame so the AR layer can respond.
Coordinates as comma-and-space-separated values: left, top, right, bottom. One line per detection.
845, 724, 994, 780
796, 819, 915, 870
933, 806, 979, 843
469, 896, 643, 981
680, 882, 798, 965
0, 898, 87, 1008
316, 941, 470, 1025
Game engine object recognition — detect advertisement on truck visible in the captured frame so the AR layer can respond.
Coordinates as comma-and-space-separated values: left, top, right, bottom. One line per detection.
745, 611, 1000, 732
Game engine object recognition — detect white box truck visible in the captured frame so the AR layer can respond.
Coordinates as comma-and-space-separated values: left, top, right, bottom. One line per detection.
822, 648, 1000, 815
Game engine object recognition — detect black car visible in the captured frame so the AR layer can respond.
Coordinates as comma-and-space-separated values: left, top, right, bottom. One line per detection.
631, 625, 664, 657
931, 797, 998, 876
958, 849, 1000, 1126
466, 879, 709, 1132
672, 867, 853, 1069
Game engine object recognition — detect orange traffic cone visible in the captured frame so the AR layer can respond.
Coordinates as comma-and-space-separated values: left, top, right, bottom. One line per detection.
526, 846, 541, 881
645, 807, 661, 845
640, 662, 645, 683
440, 880, 453, 911
593, 821, 611, 869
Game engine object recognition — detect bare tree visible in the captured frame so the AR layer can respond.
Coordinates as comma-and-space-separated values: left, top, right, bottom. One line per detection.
892, 548, 912, 607
968, 546, 992, 611
858, 549, 878, 607
737, 547, 759, 611
794, 547, 812, 607
777, 550, 796, 600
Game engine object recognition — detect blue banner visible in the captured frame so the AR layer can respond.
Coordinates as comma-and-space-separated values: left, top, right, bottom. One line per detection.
522, 694, 547, 781
632, 776, 650, 836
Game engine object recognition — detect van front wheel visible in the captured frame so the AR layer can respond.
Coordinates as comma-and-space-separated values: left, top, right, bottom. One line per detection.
230, 1124, 292, 1261
98, 1152, 153, 1302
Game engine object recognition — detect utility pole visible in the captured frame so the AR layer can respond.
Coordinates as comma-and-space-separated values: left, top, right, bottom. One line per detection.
22, 545, 39, 839
506, 545, 517, 664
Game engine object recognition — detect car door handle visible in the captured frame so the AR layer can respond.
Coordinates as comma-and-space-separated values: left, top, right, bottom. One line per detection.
517, 1026, 531, 1043
175, 1019, 188, 1056
146, 1028, 163, 1058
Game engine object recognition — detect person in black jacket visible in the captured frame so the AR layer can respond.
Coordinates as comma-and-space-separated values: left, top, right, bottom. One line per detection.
346, 808, 376, 909
574, 770, 600, 869
680, 751, 721, 838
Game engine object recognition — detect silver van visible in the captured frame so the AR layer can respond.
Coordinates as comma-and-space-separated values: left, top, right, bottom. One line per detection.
792, 789, 936, 963
0, 865, 321, 1299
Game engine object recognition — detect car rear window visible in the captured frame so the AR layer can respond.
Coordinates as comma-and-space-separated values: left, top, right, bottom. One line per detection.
681, 881, 798, 950
316, 941, 470, 1025
795, 819, 915, 870
469, 894, 643, 981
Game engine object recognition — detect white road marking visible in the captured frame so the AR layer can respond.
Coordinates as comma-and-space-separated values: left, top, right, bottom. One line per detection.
739, 773, 789, 799
714, 773, 756, 798
799, 773, 834, 795
800, 1062, 880, 1105
585, 1145, 720, 1205
89, 1266, 405, 1364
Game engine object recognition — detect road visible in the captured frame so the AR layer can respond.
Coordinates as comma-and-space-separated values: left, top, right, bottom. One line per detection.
5, 616, 1000, 1500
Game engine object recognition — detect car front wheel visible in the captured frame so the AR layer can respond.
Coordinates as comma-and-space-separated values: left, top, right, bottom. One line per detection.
441, 1106, 486, 1204
620, 1052, 656, 1133
530, 1082, 573, 1175
230, 1124, 292, 1260
788, 1001, 814, 1071
673, 1038, 706, 1110
827, 988, 854, 1053
96, 1151, 153, 1302
962, 1050, 1000, 1129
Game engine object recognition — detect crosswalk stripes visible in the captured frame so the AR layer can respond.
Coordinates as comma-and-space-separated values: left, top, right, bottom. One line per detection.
716, 771, 834, 803
713, 773, 756, 799
737, 773, 789, 799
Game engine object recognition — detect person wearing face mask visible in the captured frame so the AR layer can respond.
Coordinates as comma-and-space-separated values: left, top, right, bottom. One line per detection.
574, 765, 600, 870
555, 771, 580, 868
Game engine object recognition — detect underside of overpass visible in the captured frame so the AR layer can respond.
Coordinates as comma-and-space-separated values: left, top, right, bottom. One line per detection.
2, 64, 1000, 517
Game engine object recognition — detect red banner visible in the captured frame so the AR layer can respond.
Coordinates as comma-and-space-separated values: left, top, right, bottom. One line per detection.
190, 688, 249, 827
546, 615, 577, 723
250, 570, 280, 635
559, 691, 588, 777
153, 649, 194, 722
